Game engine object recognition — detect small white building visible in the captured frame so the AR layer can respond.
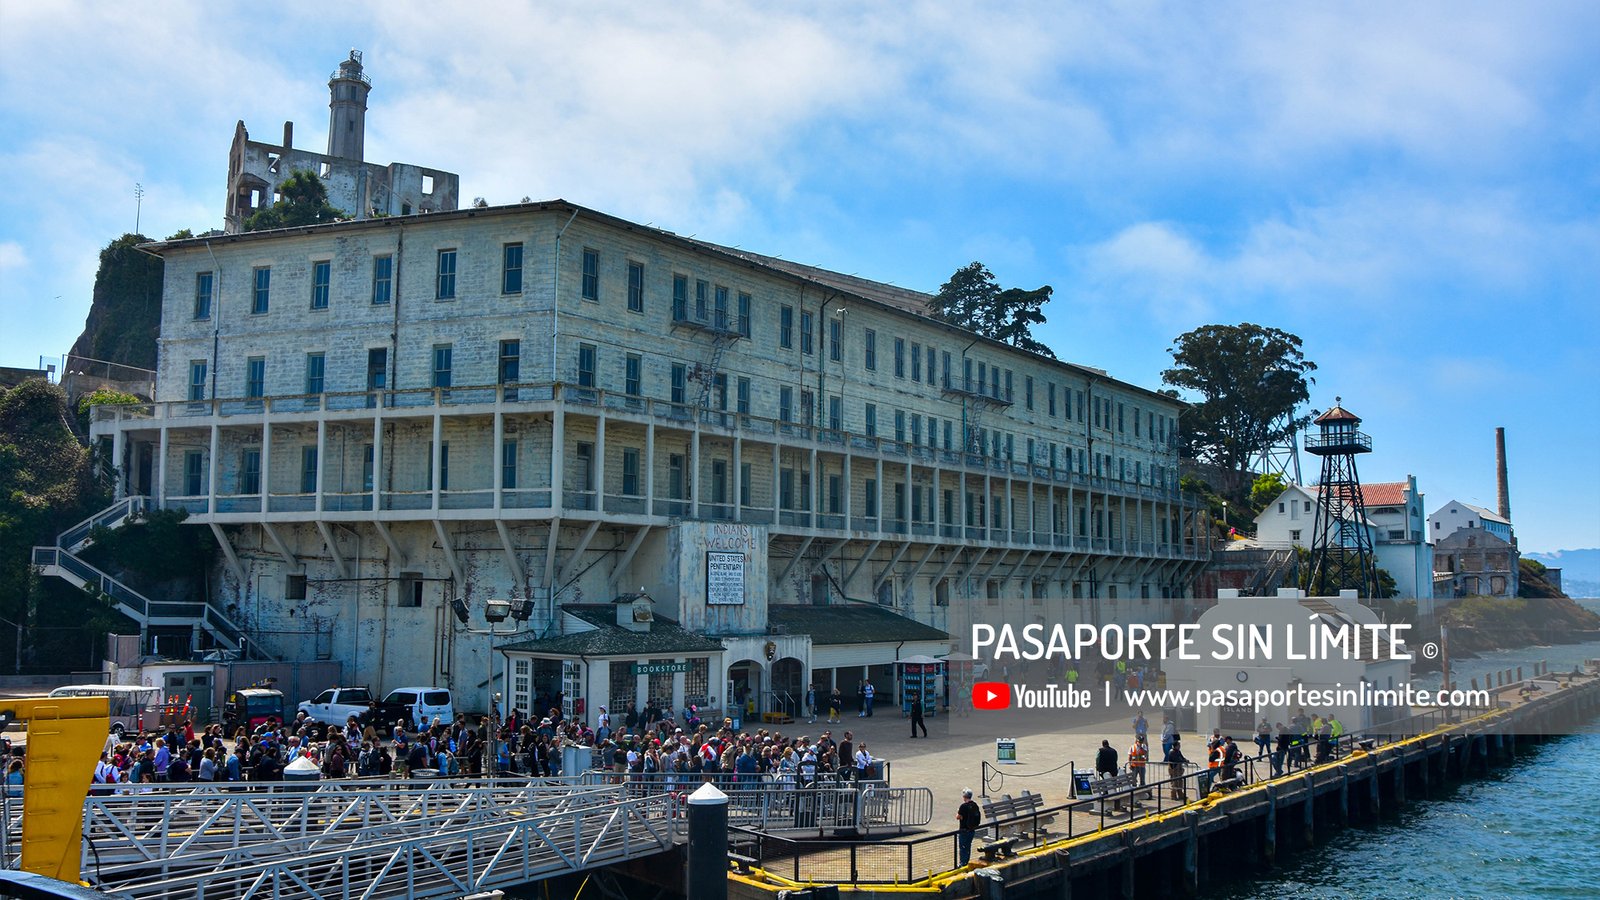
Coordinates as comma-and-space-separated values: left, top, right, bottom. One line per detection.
1165, 589, 1412, 737
1254, 479, 1434, 607
1429, 500, 1514, 545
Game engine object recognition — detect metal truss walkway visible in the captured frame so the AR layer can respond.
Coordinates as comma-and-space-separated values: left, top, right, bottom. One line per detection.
0, 776, 934, 899
71, 779, 674, 899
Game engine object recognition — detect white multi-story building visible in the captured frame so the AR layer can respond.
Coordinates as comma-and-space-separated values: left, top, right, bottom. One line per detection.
89, 200, 1207, 720
1429, 500, 1514, 545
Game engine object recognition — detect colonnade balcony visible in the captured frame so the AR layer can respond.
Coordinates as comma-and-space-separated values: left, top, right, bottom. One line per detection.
89, 383, 1209, 561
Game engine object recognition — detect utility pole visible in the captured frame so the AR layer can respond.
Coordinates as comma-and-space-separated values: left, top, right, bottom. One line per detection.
134, 183, 145, 235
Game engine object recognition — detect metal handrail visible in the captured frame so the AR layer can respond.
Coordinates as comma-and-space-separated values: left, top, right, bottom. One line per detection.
94, 788, 676, 900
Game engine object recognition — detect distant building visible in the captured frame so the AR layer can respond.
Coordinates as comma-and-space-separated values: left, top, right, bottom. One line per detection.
224, 50, 459, 233
1428, 500, 1514, 545
1433, 528, 1519, 599
1362, 477, 1434, 603
1251, 477, 1433, 605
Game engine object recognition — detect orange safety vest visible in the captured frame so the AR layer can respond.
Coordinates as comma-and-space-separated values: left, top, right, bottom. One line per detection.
1207, 748, 1221, 770
1128, 743, 1147, 768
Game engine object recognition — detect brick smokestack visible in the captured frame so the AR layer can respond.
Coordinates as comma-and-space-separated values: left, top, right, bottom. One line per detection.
1495, 427, 1510, 521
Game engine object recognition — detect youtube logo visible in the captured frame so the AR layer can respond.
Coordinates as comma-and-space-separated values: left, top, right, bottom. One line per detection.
972, 682, 1011, 710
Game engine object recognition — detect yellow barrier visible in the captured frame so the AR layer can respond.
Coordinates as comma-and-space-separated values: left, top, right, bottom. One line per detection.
3, 697, 108, 885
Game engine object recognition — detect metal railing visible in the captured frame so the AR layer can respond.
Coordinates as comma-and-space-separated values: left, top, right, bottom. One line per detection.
91, 784, 677, 900
57, 495, 151, 552
76, 779, 619, 885
90, 384, 1198, 511
735, 710, 1502, 887
31, 545, 242, 651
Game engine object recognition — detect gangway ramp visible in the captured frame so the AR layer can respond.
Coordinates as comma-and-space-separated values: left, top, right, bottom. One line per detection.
77, 780, 676, 899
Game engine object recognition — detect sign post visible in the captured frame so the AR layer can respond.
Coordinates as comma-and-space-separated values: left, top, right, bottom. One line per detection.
995, 737, 1018, 764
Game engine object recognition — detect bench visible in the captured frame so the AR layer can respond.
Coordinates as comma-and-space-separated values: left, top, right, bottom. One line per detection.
1079, 772, 1142, 815
980, 790, 1059, 840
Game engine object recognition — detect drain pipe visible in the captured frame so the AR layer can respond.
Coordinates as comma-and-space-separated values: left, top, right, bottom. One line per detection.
551, 209, 579, 381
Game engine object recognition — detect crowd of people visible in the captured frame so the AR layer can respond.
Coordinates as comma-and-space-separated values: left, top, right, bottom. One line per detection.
1086, 708, 1350, 800
0, 695, 893, 798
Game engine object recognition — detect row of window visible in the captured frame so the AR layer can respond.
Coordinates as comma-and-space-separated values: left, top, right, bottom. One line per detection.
190, 341, 1171, 483
192, 245, 522, 320
192, 249, 1171, 447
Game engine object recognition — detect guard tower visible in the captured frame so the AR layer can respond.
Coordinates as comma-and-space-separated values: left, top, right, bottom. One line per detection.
327, 49, 371, 161
1304, 398, 1377, 598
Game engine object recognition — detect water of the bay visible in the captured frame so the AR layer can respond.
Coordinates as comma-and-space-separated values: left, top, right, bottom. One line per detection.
1220, 611, 1600, 899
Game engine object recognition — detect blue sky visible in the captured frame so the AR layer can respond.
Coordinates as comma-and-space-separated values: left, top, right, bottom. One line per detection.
2, 2, 1596, 553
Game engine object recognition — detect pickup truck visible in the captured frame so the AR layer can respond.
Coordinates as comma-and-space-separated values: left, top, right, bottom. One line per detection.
298, 687, 375, 730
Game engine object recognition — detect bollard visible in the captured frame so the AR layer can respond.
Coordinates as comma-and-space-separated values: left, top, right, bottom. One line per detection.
686, 782, 729, 900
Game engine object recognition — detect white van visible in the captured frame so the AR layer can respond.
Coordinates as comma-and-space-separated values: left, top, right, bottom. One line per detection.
376, 687, 455, 731
48, 684, 163, 736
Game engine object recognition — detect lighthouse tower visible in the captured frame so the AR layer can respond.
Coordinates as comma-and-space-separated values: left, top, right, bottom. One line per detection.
1305, 398, 1378, 598
327, 49, 371, 161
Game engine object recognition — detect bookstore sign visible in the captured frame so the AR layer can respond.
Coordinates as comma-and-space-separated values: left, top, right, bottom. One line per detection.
631, 662, 692, 677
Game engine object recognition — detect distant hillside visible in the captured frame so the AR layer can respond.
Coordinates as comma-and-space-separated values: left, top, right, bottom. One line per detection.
1527, 548, 1600, 599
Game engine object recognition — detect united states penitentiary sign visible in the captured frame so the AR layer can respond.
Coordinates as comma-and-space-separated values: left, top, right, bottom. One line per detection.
706, 550, 746, 605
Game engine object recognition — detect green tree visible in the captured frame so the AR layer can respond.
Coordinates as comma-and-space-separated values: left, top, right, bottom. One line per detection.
1248, 472, 1288, 514
1162, 323, 1316, 476
0, 380, 113, 672
927, 262, 1057, 358
244, 170, 347, 232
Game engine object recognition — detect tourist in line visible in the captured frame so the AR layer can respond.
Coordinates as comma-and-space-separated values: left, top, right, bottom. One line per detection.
1160, 714, 1178, 758
957, 789, 982, 866
1132, 709, 1148, 743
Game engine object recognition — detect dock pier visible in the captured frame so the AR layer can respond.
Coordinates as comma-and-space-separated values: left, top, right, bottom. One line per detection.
729, 665, 1600, 899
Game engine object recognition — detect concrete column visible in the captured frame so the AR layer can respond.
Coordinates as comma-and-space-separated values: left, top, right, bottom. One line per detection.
804, 445, 817, 523
904, 461, 912, 530
371, 410, 383, 510
111, 425, 126, 500
431, 413, 442, 511
733, 437, 743, 522
932, 467, 941, 535
596, 413, 607, 514
691, 427, 701, 519
875, 458, 884, 530
315, 420, 326, 513
646, 422, 656, 515
842, 452, 851, 524
770, 443, 779, 521
492, 411, 504, 511
551, 406, 565, 512
260, 421, 272, 508
207, 422, 219, 515
156, 425, 169, 506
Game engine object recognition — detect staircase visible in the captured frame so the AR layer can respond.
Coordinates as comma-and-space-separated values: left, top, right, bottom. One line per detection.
32, 497, 247, 655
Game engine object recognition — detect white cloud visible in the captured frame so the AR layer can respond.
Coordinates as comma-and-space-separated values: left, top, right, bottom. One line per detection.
0, 241, 26, 271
